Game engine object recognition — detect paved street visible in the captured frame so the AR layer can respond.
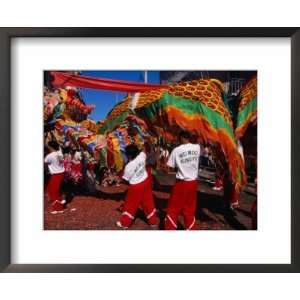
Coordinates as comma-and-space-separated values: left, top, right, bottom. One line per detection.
44, 170, 256, 230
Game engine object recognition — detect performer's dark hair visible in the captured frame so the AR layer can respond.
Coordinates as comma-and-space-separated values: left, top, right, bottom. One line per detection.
179, 130, 191, 141
125, 144, 140, 160
63, 146, 71, 154
48, 140, 60, 151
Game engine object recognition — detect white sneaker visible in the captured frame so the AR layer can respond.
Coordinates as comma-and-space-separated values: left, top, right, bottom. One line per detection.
50, 210, 64, 215
230, 203, 239, 210
212, 186, 223, 191
116, 221, 128, 229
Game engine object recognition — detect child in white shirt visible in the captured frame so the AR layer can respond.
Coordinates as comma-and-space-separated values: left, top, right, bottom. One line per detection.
116, 144, 158, 229
44, 141, 65, 214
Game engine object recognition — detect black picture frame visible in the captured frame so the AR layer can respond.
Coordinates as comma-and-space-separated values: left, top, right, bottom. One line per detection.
0, 27, 299, 273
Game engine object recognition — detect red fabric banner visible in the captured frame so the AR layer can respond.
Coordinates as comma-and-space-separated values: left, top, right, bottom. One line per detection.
51, 72, 168, 93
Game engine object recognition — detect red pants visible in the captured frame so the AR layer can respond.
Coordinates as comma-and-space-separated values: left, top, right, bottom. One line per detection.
165, 180, 198, 230
119, 176, 158, 227
46, 172, 65, 211
223, 178, 239, 207
214, 175, 224, 188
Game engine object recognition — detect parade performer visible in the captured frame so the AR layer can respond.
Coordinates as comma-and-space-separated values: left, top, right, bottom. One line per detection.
70, 149, 83, 184
223, 175, 239, 209
223, 140, 244, 209
213, 172, 224, 191
44, 141, 65, 214
116, 144, 158, 229
164, 131, 201, 230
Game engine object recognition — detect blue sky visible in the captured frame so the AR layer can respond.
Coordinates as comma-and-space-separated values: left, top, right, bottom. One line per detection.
79, 71, 160, 121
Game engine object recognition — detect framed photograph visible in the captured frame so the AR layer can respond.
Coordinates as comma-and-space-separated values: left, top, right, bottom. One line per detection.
0, 28, 299, 272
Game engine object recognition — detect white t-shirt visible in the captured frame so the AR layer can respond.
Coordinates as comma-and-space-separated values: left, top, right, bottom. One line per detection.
123, 151, 148, 185
73, 151, 82, 162
167, 143, 201, 181
160, 148, 169, 159
44, 150, 65, 175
